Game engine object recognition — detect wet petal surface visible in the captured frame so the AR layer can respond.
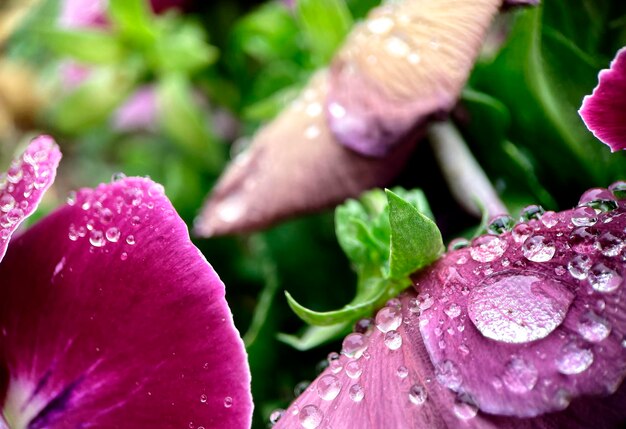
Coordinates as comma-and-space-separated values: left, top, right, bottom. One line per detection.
0, 177, 252, 428
327, 0, 500, 157
0, 136, 61, 263
418, 190, 626, 417
579, 48, 626, 152
273, 292, 626, 428
195, 71, 416, 237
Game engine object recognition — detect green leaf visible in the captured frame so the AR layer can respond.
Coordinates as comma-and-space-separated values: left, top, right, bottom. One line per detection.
157, 74, 224, 172
41, 29, 125, 64
277, 322, 352, 351
108, 0, 155, 45
295, 0, 352, 65
387, 189, 444, 279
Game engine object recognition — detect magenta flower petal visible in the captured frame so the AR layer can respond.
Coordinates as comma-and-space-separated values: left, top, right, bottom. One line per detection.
417, 193, 626, 417
59, 0, 108, 29
579, 48, 626, 152
0, 136, 61, 264
327, 0, 500, 157
0, 177, 252, 428
273, 291, 626, 428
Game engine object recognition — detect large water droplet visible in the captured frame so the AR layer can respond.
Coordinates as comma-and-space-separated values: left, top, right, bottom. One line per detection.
317, 375, 342, 401
571, 207, 598, 227
540, 211, 559, 228
468, 272, 574, 344
408, 384, 427, 405
522, 235, 556, 262
608, 181, 626, 199
502, 356, 538, 393
568, 227, 599, 254
375, 306, 402, 333
520, 205, 545, 222
567, 254, 592, 279
89, 230, 105, 248
555, 343, 594, 375
349, 384, 364, 402
577, 311, 611, 342
597, 231, 624, 257
384, 330, 402, 350
342, 333, 368, 358
470, 235, 507, 262
587, 263, 622, 293
345, 360, 362, 379
299, 405, 323, 429
487, 215, 515, 235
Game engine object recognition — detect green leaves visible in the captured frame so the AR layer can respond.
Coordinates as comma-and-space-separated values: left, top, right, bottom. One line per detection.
42, 30, 125, 64
295, 0, 352, 65
283, 188, 443, 349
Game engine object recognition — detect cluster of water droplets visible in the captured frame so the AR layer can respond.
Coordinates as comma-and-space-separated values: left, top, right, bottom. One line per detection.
0, 139, 56, 242
66, 174, 170, 259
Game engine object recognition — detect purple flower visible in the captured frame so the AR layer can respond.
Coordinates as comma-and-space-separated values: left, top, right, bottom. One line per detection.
0, 137, 252, 427
272, 189, 626, 428
579, 48, 626, 152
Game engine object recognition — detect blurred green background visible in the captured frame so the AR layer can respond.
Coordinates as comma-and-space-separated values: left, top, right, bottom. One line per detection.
1, 0, 626, 426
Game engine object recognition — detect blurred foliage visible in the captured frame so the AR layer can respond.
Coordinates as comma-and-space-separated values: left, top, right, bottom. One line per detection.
2, 0, 626, 427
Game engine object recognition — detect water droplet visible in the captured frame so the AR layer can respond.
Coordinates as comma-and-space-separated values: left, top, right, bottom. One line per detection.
375, 306, 402, 333
224, 396, 233, 408
270, 409, 285, 425
571, 207, 598, 227
342, 333, 368, 358
540, 211, 559, 228
577, 311, 611, 342
470, 235, 507, 262
502, 356, 538, 393
89, 230, 105, 247
453, 396, 478, 420
609, 181, 626, 199
408, 384, 427, 405
304, 125, 321, 140
512, 223, 533, 243
126, 235, 136, 245
120, 252, 128, 261
105, 227, 120, 243
487, 215, 515, 235
444, 303, 461, 319
111, 172, 127, 182
305, 102, 322, 117
299, 404, 323, 429
0, 194, 15, 212
317, 375, 342, 401
294, 381, 310, 396
345, 360, 362, 379
588, 263, 622, 293
556, 343, 594, 375
349, 384, 364, 402
568, 227, 599, 254
468, 273, 574, 344
520, 205, 545, 222
418, 293, 434, 311
397, 366, 408, 379
522, 235, 556, 262
367, 16, 394, 34
583, 198, 618, 213
353, 318, 373, 334
448, 237, 469, 251
384, 330, 402, 350
385, 36, 410, 57
200, 394, 207, 403
597, 231, 624, 257
436, 360, 462, 390
328, 102, 346, 119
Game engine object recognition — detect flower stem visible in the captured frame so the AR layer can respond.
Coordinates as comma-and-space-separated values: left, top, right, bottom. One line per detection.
428, 120, 508, 218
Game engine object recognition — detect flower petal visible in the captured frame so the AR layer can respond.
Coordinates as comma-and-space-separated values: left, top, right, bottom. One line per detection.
0, 136, 61, 264
0, 177, 252, 428
273, 291, 626, 428
417, 190, 626, 417
112, 85, 159, 132
327, 0, 500, 157
195, 71, 417, 237
579, 48, 626, 152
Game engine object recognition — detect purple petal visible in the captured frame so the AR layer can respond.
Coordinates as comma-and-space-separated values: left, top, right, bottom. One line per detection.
327, 0, 500, 157
0, 136, 61, 264
579, 48, 626, 152
0, 177, 252, 427
417, 190, 626, 417
112, 85, 159, 132
274, 292, 626, 428
59, 0, 108, 29
195, 71, 417, 237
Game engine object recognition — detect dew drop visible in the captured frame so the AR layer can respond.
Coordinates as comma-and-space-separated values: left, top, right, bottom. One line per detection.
327, 352, 342, 374
469, 235, 507, 262
502, 356, 538, 393
555, 343, 594, 375
468, 272, 574, 344
436, 360, 462, 390
345, 360, 362, 379
342, 333, 368, 358
520, 205, 545, 222
577, 311, 611, 342
353, 318, 373, 334
418, 293, 434, 311
89, 230, 105, 247
375, 306, 402, 333
105, 227, 120, 243
453, 396, 478, 420
597, 231, 624, 257
111, 172, 127, 182
384, 330, 402, 350
0, 194, 15, 212
367, 16, 394, 34
408, 384, 427, 405
522, 235, 556, 262
200, 394, 207, 403
487, 215, 515, 235
448, 237, 469, 251
304, 125, 321, 140
571, 207, 598, 227
224, 396, 233, 408
512, 223, 533, 243
608, 181, 626, 199
396, 366, 408, 379
126, 235, 136, 245
349, 384, 364, 402
540, 211, 559, 228
120, 252, 128, 261
568, 227, 599, 254
317, 375, 342, 401
444, 303, 461, 319
299, 404, 323, 429
270, 409, 285, 425
587, 263, 622, 293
